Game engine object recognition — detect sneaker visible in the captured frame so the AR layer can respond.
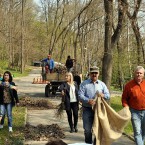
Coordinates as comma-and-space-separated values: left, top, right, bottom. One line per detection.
0, 125, 3, 129
9, 127, 13, 132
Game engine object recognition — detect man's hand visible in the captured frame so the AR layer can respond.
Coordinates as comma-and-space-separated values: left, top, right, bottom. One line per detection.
98, 92, 104, 98
88, 99, 96, 106
16, 103, 20, 106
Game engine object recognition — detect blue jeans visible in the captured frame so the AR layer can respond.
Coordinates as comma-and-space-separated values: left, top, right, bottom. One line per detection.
130, 108, 145, 145
82, 107, 94, 144
0, 103, 13, 127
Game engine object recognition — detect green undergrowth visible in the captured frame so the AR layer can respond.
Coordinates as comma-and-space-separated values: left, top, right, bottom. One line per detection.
111, 96, 133, 135
0, 107, 26, 145
0, 63, 32, 78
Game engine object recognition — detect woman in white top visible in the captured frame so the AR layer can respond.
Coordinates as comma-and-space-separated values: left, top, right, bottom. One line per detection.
59, 72, 79, 133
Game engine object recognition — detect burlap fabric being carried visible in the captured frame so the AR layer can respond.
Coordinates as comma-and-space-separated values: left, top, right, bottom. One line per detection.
92, 97, 131, 145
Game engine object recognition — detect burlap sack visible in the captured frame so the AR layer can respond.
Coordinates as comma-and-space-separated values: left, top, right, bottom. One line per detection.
92, 97, 131, 145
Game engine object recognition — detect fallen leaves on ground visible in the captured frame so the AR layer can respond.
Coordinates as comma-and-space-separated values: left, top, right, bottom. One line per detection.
24, 123, 65, 141
19, 96, 56, 109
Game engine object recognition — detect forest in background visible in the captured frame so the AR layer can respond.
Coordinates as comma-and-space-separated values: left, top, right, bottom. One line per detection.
0, 0, 145, 90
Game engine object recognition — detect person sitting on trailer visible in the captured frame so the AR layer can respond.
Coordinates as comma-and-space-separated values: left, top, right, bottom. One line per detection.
41, 54, 55, 73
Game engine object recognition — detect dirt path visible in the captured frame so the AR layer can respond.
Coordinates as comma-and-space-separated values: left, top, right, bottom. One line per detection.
14, 67, 135, 145
14, 67, 46, 97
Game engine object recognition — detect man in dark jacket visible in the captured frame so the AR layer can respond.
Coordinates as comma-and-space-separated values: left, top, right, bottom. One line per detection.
74, 71, 81, 88
65, 55, 74, 72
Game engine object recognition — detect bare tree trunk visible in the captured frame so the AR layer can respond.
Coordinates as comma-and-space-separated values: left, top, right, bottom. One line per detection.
21, 0, 25, 73
102, 0, 113, 90
102, 0, 127, 90
117, 43, 124, 90
126, 0, 144, 64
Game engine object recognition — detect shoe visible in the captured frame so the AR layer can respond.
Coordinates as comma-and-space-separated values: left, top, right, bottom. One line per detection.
74, 128, 78, 132
0, 125, 3, 129
70, 129, 74, 133
9, 127, 13, 132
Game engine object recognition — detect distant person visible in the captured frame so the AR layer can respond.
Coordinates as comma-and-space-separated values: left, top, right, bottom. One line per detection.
78, 66, 110, 144
122, 66, 145, 145
0, 71, 19, 132
73, 71, 81, 88
41, 54, 55, 73
59, 72, 79, 133
65, 55, 74, 72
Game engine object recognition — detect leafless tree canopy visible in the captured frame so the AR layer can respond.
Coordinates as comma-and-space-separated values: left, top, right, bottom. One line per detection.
0, 0, 145, 89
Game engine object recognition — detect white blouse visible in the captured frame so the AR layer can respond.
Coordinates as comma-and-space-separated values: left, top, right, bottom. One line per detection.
69, 84, 77, 102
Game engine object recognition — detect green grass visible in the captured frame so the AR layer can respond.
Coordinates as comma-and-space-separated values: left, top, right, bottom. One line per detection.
111, 96, 133, 135
110, 85, 122, 91
10, 67, 32, 78
0, 107, 26, 145
0, 65, 32, 78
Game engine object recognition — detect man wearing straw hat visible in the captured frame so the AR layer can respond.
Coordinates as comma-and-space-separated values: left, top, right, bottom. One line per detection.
122, 66, 145, 145
78, 66, 110, 144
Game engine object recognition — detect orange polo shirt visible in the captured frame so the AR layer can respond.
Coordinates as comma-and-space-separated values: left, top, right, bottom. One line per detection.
122, 79, 145, 110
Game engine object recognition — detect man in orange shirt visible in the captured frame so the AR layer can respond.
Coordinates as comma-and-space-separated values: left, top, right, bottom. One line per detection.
122, 66, 145, 145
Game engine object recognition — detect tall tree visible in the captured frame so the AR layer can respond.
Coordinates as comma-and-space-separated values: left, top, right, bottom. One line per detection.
126, 0, 145, 64
21, 0, 25, 73
102, 0, 127, 90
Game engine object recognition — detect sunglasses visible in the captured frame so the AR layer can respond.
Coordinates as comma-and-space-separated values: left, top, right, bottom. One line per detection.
91, 72, 98, 74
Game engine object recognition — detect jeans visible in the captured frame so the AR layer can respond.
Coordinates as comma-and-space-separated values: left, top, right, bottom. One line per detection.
0, 103, 13, 127
130, 108, 145, 145
82, 107, 94, 144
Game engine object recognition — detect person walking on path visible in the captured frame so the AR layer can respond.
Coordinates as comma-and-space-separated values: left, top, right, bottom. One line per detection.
65, 55, 74, 72
41, 54, 55, 73
78, 66, 110, 144
59, 72, 79, 133
122, 66, 145, 145
0, 71, 19, 132
73, 71, 81, 89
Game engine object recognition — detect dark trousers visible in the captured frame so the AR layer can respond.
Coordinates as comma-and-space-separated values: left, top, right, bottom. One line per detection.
82, 107, 94, 144
66, 102, 78, 130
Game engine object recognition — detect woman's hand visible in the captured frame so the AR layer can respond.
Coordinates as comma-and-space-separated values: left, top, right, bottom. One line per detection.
10, 85, 18, 90
61, 90, 65, 96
